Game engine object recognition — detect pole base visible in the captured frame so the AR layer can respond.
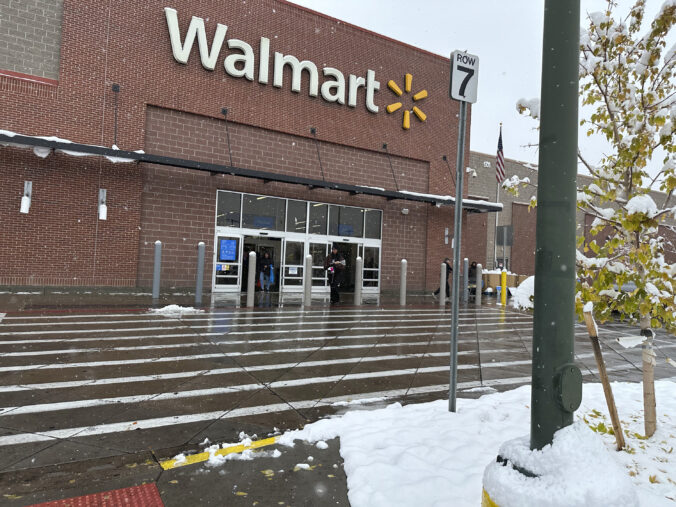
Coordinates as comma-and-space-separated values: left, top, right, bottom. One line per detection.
482, 488, 500, 507
482, 423, 638, 506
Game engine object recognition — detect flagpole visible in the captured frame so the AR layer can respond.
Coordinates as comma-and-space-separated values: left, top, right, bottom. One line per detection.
494, 174, 499, 269
493, 123, 502, 269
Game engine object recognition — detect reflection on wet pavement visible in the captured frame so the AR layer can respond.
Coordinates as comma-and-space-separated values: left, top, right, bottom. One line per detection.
0, 302, 672, 473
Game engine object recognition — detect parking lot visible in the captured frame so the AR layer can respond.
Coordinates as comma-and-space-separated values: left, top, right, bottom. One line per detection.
0, 297, 673, 505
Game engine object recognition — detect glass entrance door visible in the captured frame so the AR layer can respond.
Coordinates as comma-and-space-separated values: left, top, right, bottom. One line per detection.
310, 242, 330, 290
282, 239, 304, 291
213, 235, 243, 292
362, 245, 381, 292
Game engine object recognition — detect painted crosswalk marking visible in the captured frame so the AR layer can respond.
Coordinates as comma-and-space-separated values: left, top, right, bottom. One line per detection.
0, 307, 515, 321
0, 304, 656, 460
0, 348, 521, 392
0, 311, 521, 328
0, 363, 637, 447
0, 316, 532, 336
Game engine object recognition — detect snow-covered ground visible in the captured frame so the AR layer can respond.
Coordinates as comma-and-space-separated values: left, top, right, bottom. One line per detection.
148, 304, 204, 317
280, 381, 676, 506
512, 275, 535, 311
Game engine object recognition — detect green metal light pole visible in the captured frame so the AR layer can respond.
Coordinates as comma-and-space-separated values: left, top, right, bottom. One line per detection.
530, 0, 582, 450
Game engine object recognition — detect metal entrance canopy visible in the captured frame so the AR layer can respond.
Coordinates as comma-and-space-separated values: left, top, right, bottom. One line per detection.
0, 132, 502, 213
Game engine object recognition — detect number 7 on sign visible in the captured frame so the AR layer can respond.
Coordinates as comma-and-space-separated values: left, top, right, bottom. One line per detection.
450, 51, 479, 104
456, 66, 474, 98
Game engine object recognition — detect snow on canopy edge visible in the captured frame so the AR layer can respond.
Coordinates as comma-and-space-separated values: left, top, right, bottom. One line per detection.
0, 129, 144, 163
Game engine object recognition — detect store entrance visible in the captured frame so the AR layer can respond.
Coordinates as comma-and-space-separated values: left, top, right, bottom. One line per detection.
242, 237, 282, 292
333, 242, 358, 292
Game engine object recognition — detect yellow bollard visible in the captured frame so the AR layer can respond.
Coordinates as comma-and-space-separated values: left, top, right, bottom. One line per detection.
500, 270, 507, 306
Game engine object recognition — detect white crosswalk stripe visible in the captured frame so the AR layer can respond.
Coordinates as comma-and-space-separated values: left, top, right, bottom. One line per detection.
0, 305, 653, 460
0, 363, 637, 447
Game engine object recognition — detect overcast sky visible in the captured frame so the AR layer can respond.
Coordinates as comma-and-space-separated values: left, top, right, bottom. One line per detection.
288, 0, 670, 174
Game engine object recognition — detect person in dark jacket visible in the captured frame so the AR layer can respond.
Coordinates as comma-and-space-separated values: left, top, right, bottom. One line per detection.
257, 251, 274, 292
468, 261, 477, 283
433, 257, 452, 298
468, 261, 478, 295
324, 245, 346, 304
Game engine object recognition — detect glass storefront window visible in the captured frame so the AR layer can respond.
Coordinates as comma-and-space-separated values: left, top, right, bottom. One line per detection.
242, 195, 285, 230
364, 209, 382, 239
215, 236, 240, 286
310, 243, 328, 286
329, 205, 364, 237
216, 191, 241, 227
364, 247, 380, 269
283, 241, 304, 286
363, 269, 379, 287
309, 203, 328, 235
285, 241, 303, 265
286, 200, 307, 233
214, 192, 382, 292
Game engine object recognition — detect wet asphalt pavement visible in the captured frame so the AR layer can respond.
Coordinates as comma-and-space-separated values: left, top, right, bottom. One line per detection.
0, 291, 673, 505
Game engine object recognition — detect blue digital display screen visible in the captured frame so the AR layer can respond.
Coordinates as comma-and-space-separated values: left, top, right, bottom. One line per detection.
219, 239, 237, 261
253, 216, 275, 229
338, 224, 354, 236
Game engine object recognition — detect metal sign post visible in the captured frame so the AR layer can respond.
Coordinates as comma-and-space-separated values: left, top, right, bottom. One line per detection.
448, 50, 479, 412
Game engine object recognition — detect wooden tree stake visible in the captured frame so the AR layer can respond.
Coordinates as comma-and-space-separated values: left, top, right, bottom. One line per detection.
583, 310, 626, 450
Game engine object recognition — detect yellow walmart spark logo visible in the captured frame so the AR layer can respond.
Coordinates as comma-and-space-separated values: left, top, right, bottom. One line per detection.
386, 73, 428, 130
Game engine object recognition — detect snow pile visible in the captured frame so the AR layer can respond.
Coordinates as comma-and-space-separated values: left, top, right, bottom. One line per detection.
331, 396, 386, 407
280, 381, 676, 506
148, 305, 204, 317
199, 432, 282, 467
617, 336, 645, 349
512, 276, 535, 310
483, 422, 638, 506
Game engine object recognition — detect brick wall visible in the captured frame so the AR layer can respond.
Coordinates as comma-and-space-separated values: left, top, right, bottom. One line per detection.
0, 0, 484, 290
0, 0, 63, 80
139, 106, 430, 290
511, 203, 537, 275
661, 225, 676, 264
0, 147, 142, 286
467, 152, 539, 270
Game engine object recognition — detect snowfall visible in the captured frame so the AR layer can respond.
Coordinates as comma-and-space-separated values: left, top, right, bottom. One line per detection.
276, 381, 676, 506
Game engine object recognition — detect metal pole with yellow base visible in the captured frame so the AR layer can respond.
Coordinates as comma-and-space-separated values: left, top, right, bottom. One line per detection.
482, 488, 500, 507
481, 0, 582, 503
500, 270, 507, 306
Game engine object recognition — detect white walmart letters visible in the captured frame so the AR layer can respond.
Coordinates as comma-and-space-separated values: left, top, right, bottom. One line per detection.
164, 7, 379, 113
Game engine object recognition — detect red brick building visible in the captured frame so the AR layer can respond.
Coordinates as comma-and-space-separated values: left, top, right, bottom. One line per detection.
0, 0, 499, 294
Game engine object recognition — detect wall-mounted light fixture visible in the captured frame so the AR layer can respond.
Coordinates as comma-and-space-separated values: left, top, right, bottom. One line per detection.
98, 188, 107, 220
20, 181, 32, 214
401, 208, 409, 215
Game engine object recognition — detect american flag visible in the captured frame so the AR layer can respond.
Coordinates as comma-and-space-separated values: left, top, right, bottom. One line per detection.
495, 127, 505, 183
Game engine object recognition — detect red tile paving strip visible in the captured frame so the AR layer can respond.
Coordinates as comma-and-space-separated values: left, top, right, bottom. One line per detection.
28, 483, 163, 507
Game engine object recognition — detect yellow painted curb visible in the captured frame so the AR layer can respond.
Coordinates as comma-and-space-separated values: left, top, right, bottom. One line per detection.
160, 436, 279, 470
482, 488, 500, 507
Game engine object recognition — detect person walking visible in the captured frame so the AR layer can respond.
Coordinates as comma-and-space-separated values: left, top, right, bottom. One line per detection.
433, 257, 452, 299
324, 245, 346, 304
257, 251, 274, 292
468, 261, 478, 295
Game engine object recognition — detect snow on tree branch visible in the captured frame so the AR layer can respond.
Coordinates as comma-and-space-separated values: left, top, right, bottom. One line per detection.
516, 98, 540, 120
